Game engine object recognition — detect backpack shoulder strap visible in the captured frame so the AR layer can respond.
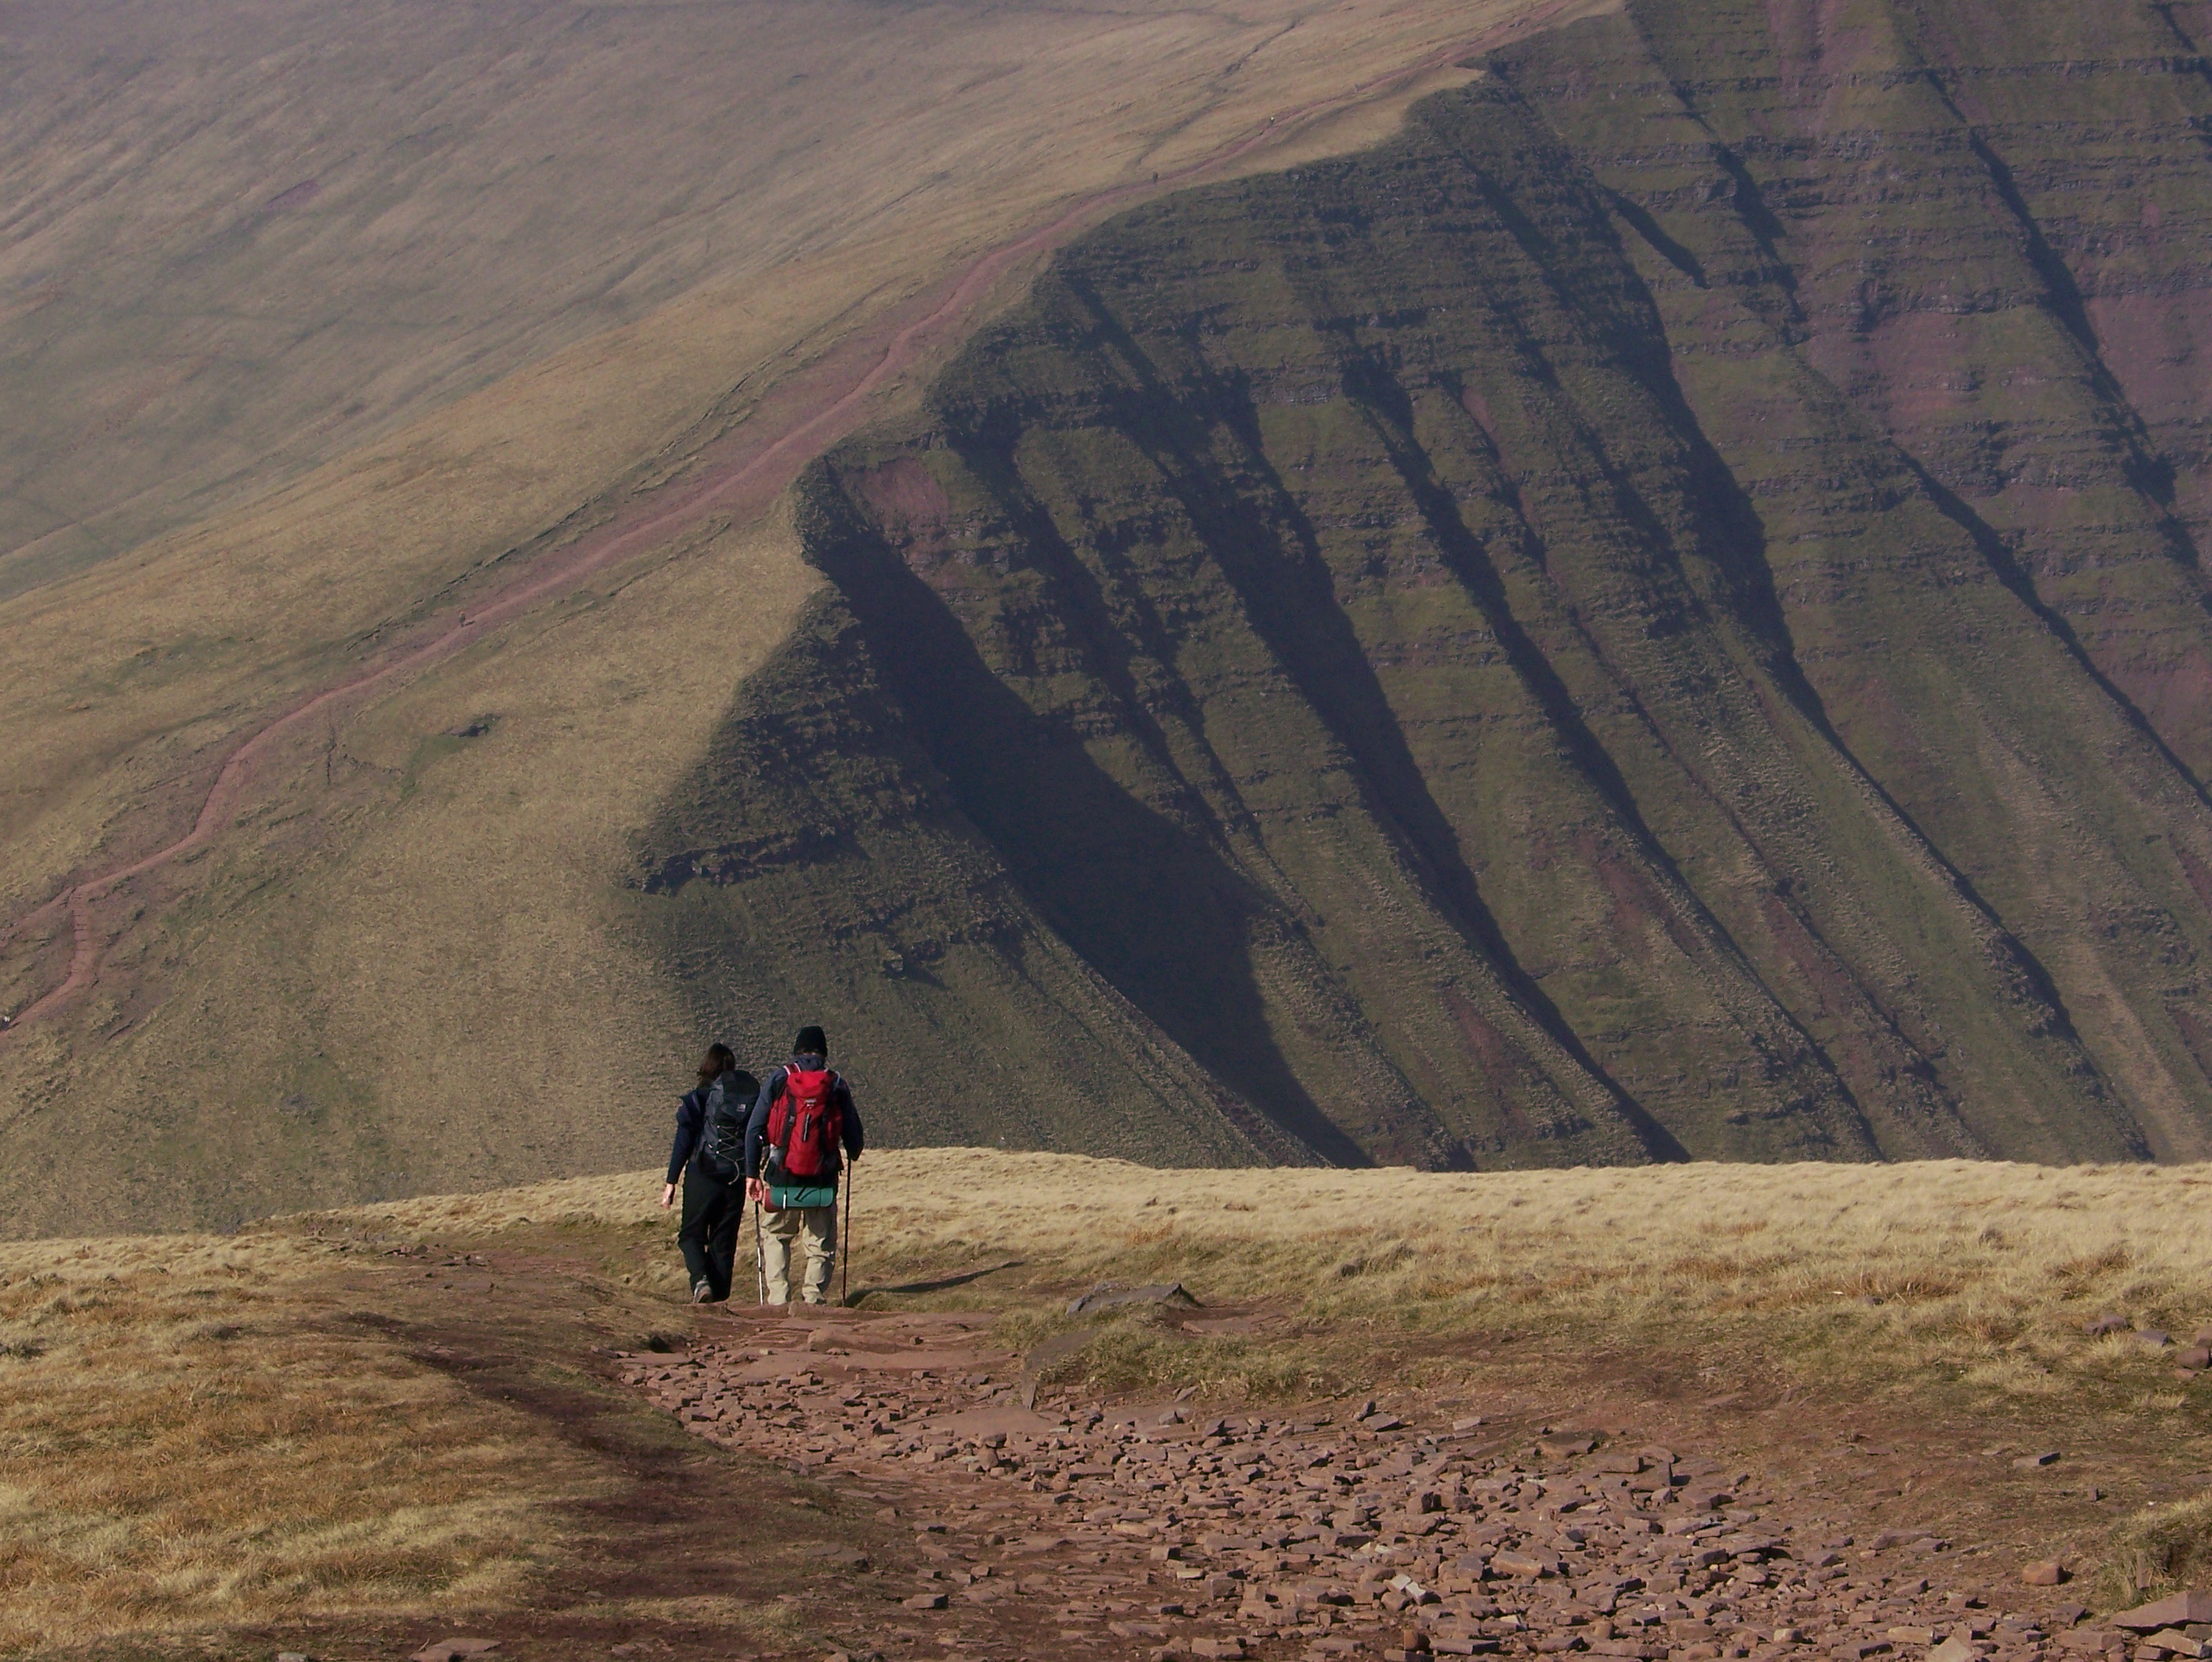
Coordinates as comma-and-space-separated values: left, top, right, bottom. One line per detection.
768, 1068, 793, 1141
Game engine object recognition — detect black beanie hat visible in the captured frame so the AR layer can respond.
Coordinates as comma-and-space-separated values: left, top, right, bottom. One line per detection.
794, 1025, 828, 1057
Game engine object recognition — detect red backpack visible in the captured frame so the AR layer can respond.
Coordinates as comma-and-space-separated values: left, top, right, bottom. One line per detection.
767, 1067, 844, 1182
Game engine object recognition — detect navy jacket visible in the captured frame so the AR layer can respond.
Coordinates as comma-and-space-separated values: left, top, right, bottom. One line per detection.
666, 1086, 709, 1184
744, 1055, 865, 1181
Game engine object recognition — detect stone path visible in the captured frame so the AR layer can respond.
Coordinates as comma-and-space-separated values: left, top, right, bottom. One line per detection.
619, 1307, 2139, 1662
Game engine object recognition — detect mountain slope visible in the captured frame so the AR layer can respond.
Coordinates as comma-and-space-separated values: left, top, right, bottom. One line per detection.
0, 0, 1571, 1236
10, 0, 2212, 1235
0, 0, 1515, 602
639, 0, 2212, 1166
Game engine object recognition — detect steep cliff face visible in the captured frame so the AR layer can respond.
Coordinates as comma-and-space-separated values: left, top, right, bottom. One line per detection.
633, 597, 1309, 1169
637, 0, 2212, 1166
1492, 0, 2212, 1160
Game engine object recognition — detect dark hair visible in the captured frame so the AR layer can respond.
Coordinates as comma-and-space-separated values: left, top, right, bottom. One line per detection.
697, 1042, 737, 1086
793, 1025, 827, 1057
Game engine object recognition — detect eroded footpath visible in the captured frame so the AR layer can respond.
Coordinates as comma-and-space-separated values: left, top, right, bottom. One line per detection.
623, 1307, 2145, 1662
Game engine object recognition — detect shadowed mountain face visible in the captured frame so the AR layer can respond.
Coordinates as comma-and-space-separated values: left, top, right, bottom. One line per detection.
640, 0, 2212, 1167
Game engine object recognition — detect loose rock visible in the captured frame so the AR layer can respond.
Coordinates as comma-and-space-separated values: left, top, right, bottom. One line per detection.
619, 1307, 2037, 1662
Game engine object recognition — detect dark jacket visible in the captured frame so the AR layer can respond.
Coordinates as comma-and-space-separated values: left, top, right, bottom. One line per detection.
672, 1069, 757, 1182
666, 1086, 710, 1184
744, 1054, 865, 1181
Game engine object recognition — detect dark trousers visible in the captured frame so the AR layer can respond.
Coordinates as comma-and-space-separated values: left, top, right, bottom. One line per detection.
678, 1166, 744, 1301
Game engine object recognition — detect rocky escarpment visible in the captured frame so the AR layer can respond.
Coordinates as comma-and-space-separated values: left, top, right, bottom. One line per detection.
633, 599, 1311, 1171
637, 0, 2212, 1167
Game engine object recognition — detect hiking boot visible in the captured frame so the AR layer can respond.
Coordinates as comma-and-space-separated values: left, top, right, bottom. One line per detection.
691, 1279, 715, 1304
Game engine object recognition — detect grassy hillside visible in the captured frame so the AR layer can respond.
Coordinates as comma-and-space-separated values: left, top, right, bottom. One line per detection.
0, 0, 1532, 602
8, 0, 2212, 1230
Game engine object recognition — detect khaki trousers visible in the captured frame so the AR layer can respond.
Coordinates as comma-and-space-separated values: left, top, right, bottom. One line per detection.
760, 1203, 837, 1304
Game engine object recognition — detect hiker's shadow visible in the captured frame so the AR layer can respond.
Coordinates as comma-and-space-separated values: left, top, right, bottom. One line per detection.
845, 1259, 1023, 1302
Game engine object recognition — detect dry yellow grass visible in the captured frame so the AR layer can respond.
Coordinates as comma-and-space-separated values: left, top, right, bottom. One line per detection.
0, 1230, 605, 1656
386, 1152, 2212, 1409
4, 1153, 2209, 1653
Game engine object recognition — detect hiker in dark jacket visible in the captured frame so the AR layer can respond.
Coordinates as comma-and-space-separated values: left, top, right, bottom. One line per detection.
662, 1043, 758, 1304
744, 1025, 864, 1306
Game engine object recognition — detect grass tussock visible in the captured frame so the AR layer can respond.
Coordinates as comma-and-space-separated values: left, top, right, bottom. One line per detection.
0, 1231, 606, 1656
2096, 1493, 2212, 1610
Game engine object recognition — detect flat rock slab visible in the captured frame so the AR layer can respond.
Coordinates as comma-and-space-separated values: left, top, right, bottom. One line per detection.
725, 1355, 825, 1383
2116, 1592, 2212, 1630
826, 1349, 998, 1374
1067, 1281, 1197, 1314
917, 1403, 1060, 1439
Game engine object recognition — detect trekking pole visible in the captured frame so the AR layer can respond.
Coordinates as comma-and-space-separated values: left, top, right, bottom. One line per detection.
840, 1163, 855, 1307
751, 1197, 769, 1305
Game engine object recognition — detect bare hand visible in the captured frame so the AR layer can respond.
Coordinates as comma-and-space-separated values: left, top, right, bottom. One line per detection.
747, 1177, 769, 1205
660, 1182, 676, 1209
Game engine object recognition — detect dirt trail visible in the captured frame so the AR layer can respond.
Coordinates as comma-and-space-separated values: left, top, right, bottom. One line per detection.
617, 1302, 2110, 1662
0, 0, 1591, 1042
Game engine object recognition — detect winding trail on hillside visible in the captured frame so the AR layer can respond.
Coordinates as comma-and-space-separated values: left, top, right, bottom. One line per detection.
0, 0, 1593, 1043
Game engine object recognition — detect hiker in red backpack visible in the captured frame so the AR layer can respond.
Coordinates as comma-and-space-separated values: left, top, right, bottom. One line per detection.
744, 1025, 865, 1306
